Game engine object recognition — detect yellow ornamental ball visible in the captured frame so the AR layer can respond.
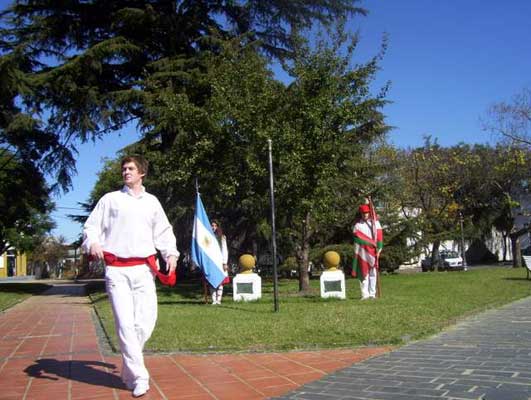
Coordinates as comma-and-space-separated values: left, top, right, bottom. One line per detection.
323, 251, 340, 270
239, 254, 255, 274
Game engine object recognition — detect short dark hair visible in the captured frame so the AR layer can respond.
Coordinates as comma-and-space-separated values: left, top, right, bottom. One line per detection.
121, 155, 149, 176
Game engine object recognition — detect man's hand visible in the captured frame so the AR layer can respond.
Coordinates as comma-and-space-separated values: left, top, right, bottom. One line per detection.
166, 255, 177, 273
90, 243, 104, 261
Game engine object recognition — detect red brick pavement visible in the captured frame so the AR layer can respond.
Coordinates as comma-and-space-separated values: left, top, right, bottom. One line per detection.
0, 283, 392, 399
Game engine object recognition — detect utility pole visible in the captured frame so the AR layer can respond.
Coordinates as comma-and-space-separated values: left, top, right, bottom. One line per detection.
268, 139, 279, 312
459, 211, 468, 271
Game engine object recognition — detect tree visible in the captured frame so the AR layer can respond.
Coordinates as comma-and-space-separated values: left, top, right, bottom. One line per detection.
27, 235, 68, 278
394, 138, 466, 267
82, 25, 390, 294
79, 41, 283, 263
0, 0, 365, 189
0, 151, 54, 254
483, 87, 531, 147
0, 43, 76, 192
367, 144, 423, 272
394, 141, 531, 268
271, 28, 389, 291
468, 145, 531, 267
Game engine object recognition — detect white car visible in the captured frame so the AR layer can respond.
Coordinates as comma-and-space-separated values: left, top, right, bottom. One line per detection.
440, 251, 464, 270
421, 250, 464, 271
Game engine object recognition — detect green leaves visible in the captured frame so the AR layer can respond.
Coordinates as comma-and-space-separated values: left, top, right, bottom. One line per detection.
0, 151, 54, 254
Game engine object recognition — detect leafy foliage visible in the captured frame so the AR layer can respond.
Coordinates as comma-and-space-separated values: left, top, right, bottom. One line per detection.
86, 25, 390, 293
27, 235, 68, 277
0, 0, 364, 188
0, 0, 367, 269
392, 138, 467, 264
391, 139, 531, 266
269, 28, 389, 290
0, 151, 54, 254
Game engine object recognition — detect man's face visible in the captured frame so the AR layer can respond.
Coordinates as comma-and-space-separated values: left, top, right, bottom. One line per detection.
211, 222, 218, 232
361, 212, 370, 221
122, 162, 144, 187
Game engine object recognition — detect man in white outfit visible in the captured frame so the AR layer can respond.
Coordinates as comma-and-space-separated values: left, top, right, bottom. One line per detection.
83, 155, 178, 397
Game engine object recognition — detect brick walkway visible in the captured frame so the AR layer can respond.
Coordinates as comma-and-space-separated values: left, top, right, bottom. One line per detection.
0, 283, 391, 400
273, 296, 531, 400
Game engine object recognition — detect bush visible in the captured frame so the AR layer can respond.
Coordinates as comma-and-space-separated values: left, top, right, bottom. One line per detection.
278, 256, 298, 278
378, 245, 406, 273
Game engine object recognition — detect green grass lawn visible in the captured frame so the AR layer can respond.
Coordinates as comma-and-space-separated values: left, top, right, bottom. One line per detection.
0, 283, 51, 312
89, 266, 531, 353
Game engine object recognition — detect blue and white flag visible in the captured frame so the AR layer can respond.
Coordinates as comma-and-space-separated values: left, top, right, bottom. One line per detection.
191, 193, 226, 288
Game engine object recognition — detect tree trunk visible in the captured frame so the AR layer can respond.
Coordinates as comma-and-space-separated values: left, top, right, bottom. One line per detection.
511, 235, 522, 268
502, 232, 508, 261
430, 240, 440, 271
509, 226, 529, 268
297, 212, 311, 292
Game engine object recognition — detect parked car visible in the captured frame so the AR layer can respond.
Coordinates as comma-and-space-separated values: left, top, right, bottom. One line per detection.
421, 250, 464, 271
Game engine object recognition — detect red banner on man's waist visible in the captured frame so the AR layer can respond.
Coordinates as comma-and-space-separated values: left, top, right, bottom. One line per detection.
93, 251, 177, 286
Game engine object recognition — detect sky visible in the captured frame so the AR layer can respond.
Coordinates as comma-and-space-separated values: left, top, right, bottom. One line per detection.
2, 0, 531, 242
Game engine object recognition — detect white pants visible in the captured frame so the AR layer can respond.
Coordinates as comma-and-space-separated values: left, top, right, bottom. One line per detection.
210, 284, 224, 304
105, 265, 157, 387
360, 268, 377, 299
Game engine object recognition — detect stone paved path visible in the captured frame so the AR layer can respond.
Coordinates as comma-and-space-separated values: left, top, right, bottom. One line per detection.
0, 282, 390, 400
273, 296, 531, 400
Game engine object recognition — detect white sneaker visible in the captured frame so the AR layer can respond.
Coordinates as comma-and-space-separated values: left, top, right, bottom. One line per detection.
133, 382, 149, 397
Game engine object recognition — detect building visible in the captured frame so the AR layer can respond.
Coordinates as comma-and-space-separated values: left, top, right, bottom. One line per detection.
0, 248, 28, 278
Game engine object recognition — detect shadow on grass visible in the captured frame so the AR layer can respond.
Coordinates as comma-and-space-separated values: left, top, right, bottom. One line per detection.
158, 300, 207, 305
503, 277, 530, 281
157, 301, 273, 313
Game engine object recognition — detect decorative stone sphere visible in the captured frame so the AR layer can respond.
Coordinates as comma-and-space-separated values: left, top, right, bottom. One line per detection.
239, 254, 255, 274
323, 251, 340, 270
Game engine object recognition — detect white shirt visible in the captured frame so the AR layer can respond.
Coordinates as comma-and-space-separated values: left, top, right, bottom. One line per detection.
82, 186, 179, 260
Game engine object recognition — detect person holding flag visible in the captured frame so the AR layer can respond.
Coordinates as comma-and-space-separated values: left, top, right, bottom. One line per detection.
352, 202, 383, 300
191, 193, 229, 303
83, 155, 179, 398
210, 220, 229, 304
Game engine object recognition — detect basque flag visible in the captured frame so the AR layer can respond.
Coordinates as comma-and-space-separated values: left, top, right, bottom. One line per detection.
191, 193, 226, 288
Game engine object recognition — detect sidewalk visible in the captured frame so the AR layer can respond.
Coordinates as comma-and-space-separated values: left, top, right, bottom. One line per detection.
273, 296, 531, 400
0, 283, 391, 400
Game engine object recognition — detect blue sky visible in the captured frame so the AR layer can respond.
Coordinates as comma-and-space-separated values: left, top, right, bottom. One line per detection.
2, 0, 531, 242
357, 0, 531, 147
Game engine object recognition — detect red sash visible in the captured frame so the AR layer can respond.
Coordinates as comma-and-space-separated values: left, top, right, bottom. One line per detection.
102, 251, 177, 286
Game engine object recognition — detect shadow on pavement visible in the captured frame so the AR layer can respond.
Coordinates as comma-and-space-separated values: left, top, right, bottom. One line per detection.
24, 358, 124, 389
39, 284, 88, 297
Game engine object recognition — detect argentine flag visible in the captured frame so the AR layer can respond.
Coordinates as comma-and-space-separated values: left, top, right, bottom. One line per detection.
191, 193, 226, 288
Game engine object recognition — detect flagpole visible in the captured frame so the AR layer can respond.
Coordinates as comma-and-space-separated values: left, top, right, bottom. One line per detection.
195, 178, 209, 304
268, 139, 279, 312
368, 196, 382, 298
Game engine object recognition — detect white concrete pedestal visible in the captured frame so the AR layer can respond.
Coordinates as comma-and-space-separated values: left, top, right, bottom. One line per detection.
233, 273, 262, 301
320, 270, 346, 299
